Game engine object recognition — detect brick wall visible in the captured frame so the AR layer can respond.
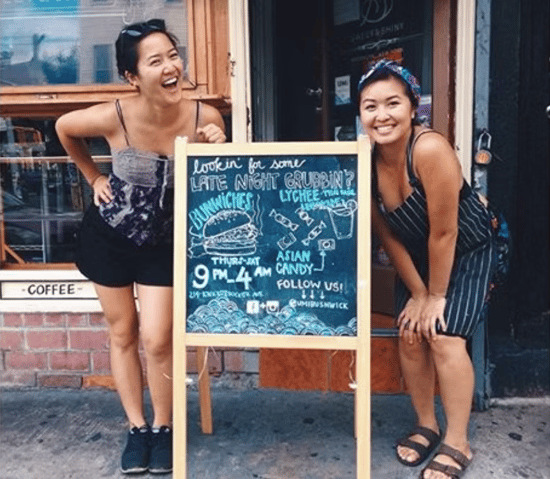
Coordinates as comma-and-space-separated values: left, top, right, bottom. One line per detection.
0, 312, 259, 389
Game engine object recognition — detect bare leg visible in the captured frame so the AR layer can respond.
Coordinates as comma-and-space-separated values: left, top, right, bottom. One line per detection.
136, 284, 173, 428
94, 283, 146, 428
423, 335, 474, 479
397, 337, 440, 463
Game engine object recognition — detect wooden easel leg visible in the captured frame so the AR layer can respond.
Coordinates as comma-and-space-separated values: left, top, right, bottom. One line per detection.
356, 343, 371, 478
354, 387, 358, 439
196, 346, 213, 434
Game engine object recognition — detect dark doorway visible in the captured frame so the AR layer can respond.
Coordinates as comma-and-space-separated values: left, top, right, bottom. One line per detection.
273, 0, 329, 141
487, 0, 550, 397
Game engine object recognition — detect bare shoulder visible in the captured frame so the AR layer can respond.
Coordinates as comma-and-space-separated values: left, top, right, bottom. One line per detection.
413, 129, 454, 157
56, 101, 119, 138
412, 128, 462, 177
198, 102, 225, 130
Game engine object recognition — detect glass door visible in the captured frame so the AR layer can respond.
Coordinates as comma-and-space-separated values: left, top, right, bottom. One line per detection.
254, 0, 443, 395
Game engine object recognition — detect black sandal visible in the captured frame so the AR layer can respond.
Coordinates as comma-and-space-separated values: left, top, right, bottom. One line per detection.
395, 425, 441, 467
420, 443, 473, 478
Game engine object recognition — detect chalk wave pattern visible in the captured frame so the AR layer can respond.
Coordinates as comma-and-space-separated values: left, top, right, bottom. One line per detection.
187, 297, 357, 336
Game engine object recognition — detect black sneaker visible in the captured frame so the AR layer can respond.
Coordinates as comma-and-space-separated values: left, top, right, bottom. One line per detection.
120, 425, 151, 474
148, 426, 173, 474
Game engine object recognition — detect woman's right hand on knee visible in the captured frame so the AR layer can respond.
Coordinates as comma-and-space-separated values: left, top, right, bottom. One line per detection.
397, 296, 426, 344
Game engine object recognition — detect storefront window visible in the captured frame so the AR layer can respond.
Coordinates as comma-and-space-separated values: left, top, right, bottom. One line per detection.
0, 0, 189, 86
0, 0, 189, 267
0, 0, 232, 270
0, 116, 111, 266
93, 44, 112, 84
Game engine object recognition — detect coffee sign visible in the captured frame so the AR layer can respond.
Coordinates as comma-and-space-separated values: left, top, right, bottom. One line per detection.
1, 281, 96, 299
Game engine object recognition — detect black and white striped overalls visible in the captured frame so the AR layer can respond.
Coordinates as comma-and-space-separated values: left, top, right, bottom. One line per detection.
373, 130, 496, 339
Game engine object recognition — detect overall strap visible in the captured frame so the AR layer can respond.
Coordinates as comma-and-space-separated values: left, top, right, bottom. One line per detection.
371, 143, 386, 211
115, 99, 131, 147
406, 129, 434, 187
371, 143, 378, 194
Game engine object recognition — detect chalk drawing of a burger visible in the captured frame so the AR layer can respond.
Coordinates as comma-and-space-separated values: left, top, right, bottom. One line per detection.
203, 209, 258, 256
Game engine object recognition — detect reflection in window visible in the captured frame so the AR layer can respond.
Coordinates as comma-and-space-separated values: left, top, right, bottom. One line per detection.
94, 44, 112, 83
0, 117, 111, 265
0, 0, 189, 86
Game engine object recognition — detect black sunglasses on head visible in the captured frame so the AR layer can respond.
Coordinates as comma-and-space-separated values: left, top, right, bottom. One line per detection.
121, 19, 166, 38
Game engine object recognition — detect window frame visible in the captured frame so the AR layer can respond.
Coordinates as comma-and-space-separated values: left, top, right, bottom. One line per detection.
0, 0, 230, 312
0, 0, 231, 118
0, 0, 230, 273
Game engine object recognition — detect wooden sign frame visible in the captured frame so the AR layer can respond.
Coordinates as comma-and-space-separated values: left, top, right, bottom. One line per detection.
173, 138, 371, 478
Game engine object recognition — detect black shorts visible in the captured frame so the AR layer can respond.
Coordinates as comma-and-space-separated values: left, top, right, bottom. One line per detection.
76, 205, 174, 287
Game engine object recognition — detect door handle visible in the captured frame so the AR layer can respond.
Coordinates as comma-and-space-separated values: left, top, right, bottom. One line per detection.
306, 87, 322, 98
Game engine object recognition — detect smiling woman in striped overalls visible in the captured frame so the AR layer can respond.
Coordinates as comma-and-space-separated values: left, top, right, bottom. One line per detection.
360, 60, 496, 479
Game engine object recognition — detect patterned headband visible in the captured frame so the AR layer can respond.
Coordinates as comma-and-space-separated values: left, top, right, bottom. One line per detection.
357, 60, 421, 103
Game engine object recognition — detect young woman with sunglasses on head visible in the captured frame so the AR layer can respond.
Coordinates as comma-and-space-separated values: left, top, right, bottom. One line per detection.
360, 60, 497, 479
56, 19, 225, 474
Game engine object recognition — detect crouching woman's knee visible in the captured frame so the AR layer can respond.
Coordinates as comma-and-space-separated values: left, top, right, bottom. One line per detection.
428, 335, 467, 365
399, 335, 428, 361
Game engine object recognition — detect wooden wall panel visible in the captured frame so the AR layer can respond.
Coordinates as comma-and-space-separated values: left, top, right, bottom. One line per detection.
259, 314, 405, 394
259, 349, 331, 391
432, 0, 456, 143
207, 0, 230, 97
371, 338, 402, 392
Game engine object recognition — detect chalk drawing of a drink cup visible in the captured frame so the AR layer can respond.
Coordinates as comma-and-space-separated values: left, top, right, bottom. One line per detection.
328, 200, 358, 240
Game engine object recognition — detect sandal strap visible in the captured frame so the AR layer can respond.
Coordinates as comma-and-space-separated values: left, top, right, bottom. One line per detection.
422, 460, 463, 479
398, 437, 429, 456
395, 426, 441, 466
437, 444, 472, 469
411, 426, 441, 445
396, 426, 440, 448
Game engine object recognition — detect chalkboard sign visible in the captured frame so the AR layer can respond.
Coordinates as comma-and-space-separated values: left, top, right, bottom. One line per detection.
173, 139, 372, 479
186, 152, 358, 336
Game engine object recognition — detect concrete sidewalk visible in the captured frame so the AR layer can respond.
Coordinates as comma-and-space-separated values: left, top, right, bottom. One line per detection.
1, 387, 549, 479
